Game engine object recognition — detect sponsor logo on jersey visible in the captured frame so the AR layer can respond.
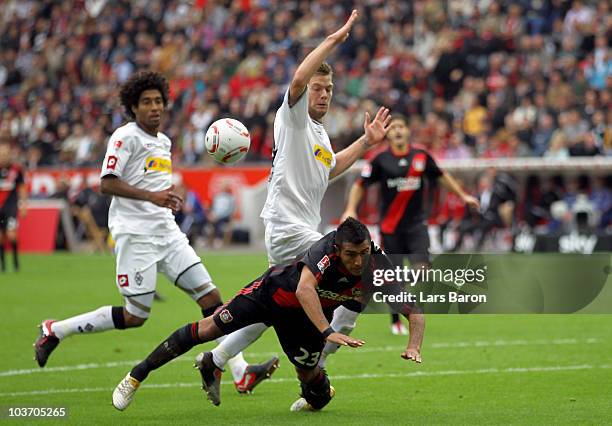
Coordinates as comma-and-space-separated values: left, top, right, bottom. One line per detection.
117, 274, 129, 287
144, 157, 172, 173
106, 155, 118, 170
219, 309, 233, 323
114, 140, 123, 149
413, 158, 425, 171
316, 288, 354, 302
313, 144, 333, 168
317, 255, 331, 273
386, 176, 421, 191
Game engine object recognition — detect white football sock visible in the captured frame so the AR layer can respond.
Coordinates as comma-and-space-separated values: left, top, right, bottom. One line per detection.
212, 322, 268, 380
50, 306, 115, 340
319, 306, 359, 368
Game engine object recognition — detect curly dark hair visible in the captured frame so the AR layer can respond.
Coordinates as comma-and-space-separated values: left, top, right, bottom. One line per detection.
119, 71, 169, 119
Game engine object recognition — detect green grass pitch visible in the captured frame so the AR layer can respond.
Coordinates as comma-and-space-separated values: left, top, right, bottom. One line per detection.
0, 252, 610, 425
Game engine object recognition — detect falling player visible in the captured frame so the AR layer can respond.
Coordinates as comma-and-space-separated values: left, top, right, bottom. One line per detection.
111, 218, 425, 412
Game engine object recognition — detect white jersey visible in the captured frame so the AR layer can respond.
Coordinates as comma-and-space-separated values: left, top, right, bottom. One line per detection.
261, 87, 337, 229
100, 122, 180, 237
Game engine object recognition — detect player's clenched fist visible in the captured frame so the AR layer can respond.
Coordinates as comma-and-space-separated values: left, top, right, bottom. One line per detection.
326, 332, 365, 348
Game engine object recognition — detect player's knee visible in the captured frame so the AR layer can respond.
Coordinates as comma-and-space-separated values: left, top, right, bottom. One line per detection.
196, 317, 223, 342
123, 311, 147, 328
197, 289, 223, 316
299, 369, 333, 410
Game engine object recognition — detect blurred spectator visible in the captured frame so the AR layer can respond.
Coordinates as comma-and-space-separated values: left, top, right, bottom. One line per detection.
208, 183, 235, 248
590, 177, 612, 229
531, 113, 556, 156
174, 183, 207, 246
71, 185, 111, 253
544, 132, 570, 159
452, 171, 518, 251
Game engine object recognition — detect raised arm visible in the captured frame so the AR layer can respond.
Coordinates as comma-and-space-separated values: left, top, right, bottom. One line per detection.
295, 266, 364, 348
330, 107, 391, 179
288, 10, 359, 106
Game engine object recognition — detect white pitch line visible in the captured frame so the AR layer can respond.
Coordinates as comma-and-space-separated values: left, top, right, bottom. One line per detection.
1, 337, 601, 378
1, 364, 609, 398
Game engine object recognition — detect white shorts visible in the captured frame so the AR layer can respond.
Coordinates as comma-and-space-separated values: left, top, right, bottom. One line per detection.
264, 220, 323, 266
114, 231, 215, 318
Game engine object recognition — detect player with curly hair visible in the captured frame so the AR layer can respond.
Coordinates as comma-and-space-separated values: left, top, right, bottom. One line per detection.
34, 71, 278, 391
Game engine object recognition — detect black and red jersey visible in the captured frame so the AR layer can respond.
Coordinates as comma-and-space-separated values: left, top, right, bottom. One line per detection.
0, 164, 24, 213
358, 146, 442, 234
236, 231, 415, 317
250, 231, 382, 312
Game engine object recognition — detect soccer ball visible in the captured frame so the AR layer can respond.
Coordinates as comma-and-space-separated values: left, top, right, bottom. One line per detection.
204, 118, 251, 164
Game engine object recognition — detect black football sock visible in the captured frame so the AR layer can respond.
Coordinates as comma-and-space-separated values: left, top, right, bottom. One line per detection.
10, 240, 18, 271
391, 313, 400, 324
0, 244, 5, 272
111, 306, 126, 329
130, 322, 201, 382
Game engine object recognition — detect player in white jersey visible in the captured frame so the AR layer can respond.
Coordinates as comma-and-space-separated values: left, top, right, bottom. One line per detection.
198, 10, 399, 410
34, 71, 278, 394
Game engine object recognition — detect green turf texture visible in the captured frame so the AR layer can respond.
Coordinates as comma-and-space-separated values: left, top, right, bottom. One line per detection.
0, 253, 610, 425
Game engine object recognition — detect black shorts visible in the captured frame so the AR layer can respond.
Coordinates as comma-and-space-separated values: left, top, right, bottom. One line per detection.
213, 280, 330, 370
0, 210, 17, 232
381, 222, 430, 265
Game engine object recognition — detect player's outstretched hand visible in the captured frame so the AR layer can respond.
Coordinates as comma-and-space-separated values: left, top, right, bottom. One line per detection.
401, 347, 422, 363
462, 194, 480, 211
326, 332, 364, 348
329, 9, 359, 45
150, 185, 183, 212
364, 107, 392, 148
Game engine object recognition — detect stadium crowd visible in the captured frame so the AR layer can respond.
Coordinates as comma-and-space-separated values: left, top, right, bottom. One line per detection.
1, 0, 611, 167
0, 0, 610, 244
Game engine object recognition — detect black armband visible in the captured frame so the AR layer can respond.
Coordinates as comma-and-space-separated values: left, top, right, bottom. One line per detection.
321, 327, 335, 339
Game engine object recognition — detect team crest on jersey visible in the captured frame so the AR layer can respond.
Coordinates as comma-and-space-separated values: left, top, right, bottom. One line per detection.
219, 309, 233, 324
398, 158, 408, 167
413, 158, 425, 172
106, 155, 118, 170
144, 157, 172, 173
317, 255, 331, 273
114, 140, 123, 149
117, 274, 129, 287
313, 144, 333, 168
